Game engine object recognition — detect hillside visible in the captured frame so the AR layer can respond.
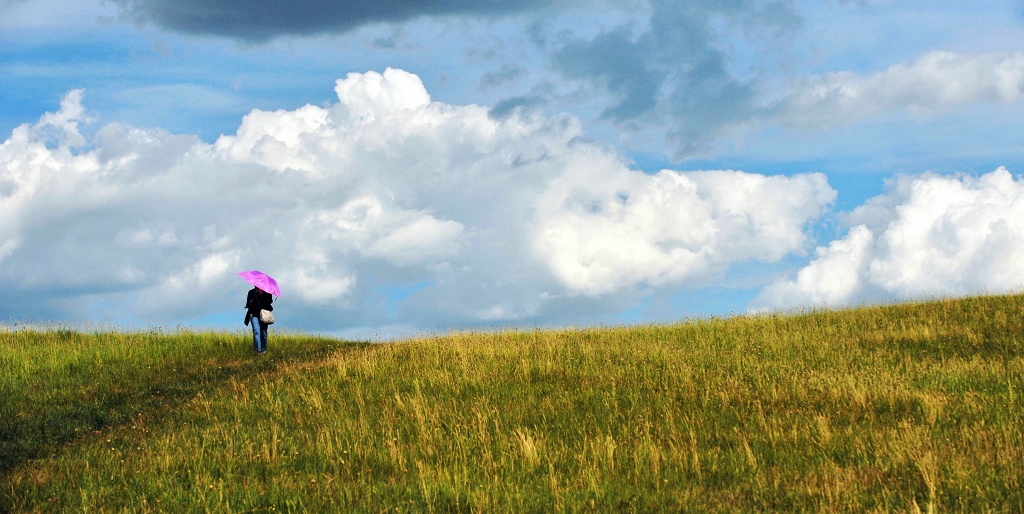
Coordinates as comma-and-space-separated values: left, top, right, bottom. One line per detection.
3, 295, 1023, 512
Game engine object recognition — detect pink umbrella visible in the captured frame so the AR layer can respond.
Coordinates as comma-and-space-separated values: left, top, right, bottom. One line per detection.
238, 270, 281, 297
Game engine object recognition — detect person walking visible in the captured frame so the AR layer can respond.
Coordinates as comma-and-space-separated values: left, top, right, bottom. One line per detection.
238, 270, 280, 354
244, 285, 274, 353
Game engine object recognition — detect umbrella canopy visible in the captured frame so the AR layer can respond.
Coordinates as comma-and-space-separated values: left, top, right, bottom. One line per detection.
238, 270, 281, 297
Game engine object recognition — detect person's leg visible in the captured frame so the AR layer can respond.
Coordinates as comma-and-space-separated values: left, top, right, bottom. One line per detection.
250, 317, 261, 352
259, 321, 269, 352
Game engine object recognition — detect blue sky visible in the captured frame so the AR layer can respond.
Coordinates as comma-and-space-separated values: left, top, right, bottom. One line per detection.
3, 0, 1024, 338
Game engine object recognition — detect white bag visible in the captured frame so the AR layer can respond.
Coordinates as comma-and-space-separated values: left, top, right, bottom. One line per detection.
259, 308, 274, 325
253, 289, 275, 325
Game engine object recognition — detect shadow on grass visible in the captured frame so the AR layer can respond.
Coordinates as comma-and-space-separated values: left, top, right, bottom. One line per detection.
0, 331, 367, 481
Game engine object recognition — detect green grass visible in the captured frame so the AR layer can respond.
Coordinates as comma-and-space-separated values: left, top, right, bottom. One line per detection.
3, 295, 1024, 512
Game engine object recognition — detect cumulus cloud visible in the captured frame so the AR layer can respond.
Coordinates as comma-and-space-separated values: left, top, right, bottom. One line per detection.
110, 0, 566, 41
754, 167, 1024, 310
1, 68, 833, 331
775, 51, 1024, 129
302, 194, 466, 268
534, 166, 834, 295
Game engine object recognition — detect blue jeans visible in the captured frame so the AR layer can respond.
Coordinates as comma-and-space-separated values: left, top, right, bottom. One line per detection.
251, 317, 268, 353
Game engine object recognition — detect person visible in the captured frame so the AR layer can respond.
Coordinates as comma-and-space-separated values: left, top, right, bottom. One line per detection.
244, 286, 273, 353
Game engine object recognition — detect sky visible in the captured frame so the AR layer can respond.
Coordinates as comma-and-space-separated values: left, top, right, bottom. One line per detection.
3, 0, 1024, 338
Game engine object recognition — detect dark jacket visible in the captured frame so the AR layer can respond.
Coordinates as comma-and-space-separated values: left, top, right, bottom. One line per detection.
244, 287, 273, 325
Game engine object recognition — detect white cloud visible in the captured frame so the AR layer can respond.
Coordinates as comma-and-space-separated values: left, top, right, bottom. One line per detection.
302, 194, 466, 268
288, 267, 355, 304
1, 69, 834, 330
755, 167, 1024, 310
215, 104, 330, 175
775, 51, 1024, 129
752, 225, 873, 310
533, 166, 835, 295
333, 68, 432, 119
0, 90, 97, 267
166, 251, 240, 291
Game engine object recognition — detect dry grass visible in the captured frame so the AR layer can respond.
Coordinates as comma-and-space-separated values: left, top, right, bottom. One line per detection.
3, 294, 1023, 511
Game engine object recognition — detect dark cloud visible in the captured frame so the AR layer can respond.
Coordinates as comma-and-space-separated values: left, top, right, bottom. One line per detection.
111, 0, 563, 41
480, 64, 525, 90
488, 95, 546, 118
370, 28, 404, 49
548, 0, 801, 158
554, 28, 664, 122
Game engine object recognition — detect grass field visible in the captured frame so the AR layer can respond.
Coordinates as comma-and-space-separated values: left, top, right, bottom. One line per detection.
3, 295, 1023, 512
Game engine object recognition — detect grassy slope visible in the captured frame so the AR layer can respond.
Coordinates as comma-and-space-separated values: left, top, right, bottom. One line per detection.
3, 295, 1023, 512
